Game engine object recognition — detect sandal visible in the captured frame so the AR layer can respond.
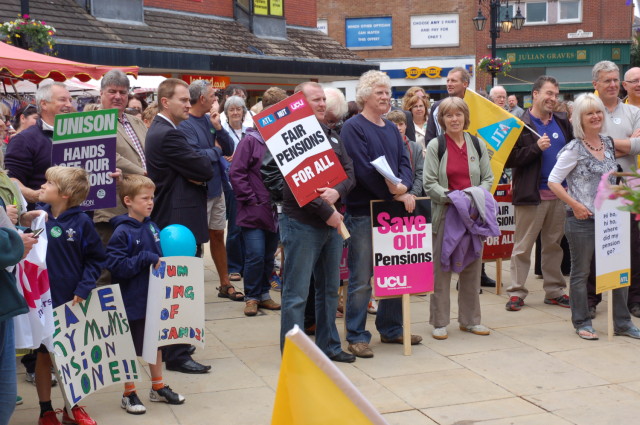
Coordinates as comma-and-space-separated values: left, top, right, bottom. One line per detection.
229, 273, 242, 282
576, 326, 599, 340
218, 285, 245, 301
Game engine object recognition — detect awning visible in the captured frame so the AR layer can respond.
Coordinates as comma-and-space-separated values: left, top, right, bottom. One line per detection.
0, 41, 138, 83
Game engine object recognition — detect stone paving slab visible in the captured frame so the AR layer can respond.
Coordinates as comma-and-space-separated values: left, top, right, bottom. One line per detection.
12, 251, 640, 424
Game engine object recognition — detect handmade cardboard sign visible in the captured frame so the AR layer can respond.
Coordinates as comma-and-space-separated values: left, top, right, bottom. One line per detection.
595, 198, 631, 294
52, 109, 118, 211
371, 198, 433, 298
483, 184, 515, 260
252, 91, 347, 207
143, 256, 205, 363
51, 285, 139, 407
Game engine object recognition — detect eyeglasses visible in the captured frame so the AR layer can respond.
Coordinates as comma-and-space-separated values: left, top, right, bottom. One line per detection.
625, 79, 640, 86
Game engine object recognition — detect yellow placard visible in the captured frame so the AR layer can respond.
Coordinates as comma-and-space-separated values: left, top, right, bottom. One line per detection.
270, 0, 283, 16
596, 269, 631, 294
254, 0, 268, 15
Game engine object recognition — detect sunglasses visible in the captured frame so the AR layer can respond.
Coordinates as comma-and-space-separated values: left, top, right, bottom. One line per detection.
125, 107, 142, 115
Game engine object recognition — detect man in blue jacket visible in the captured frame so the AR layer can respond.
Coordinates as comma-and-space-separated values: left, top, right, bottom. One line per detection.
5, 82, 72, 209
341, 71, 422, 358
179, 81, 240, 300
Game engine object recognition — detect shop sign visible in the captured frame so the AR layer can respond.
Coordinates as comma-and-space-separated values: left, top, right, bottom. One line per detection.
181, 75, 230, 89
410, 14, 459, 48
385, 65, 473, 81
317, 19, 328, 35
567, 29, 593, 39
504, 47, 588, 65
345, 17, 392, 50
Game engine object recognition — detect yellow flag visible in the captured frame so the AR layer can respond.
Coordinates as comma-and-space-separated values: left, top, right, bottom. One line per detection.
463, 90, 524, 193
272, 326, 388, 425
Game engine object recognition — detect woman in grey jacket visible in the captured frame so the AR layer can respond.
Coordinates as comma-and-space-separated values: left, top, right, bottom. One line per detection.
423, 97, 494, 341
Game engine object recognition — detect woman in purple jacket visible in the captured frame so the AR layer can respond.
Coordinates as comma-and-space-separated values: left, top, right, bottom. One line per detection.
229, 87, 287, 316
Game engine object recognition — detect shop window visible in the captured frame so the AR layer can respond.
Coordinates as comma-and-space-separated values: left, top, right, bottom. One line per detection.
525, 2, 547, 24
558, 0, 581, 23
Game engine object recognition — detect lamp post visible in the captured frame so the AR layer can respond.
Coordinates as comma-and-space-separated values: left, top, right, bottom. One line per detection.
473, 0, 525, 87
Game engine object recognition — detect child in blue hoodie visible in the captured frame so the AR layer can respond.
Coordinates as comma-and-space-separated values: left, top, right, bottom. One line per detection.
37, 166, 105, 425
106, 174, 185, 415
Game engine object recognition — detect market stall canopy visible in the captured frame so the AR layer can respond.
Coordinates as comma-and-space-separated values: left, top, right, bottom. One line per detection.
0, 41, 138, 83
9, 77, 99, 95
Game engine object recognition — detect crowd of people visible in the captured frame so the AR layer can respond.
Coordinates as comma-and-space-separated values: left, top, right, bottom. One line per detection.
3, 59, 640, 424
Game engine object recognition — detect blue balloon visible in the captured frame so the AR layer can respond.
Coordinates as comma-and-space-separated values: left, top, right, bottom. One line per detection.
160, 224, 196, 257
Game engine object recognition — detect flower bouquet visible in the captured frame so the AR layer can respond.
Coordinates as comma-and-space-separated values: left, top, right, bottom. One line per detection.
477, 56, 512, 76
0, 14, 56, 54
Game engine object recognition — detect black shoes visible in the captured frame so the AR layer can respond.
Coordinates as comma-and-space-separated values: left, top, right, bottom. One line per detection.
166, 359, 211, 374
329, 351, 356, 363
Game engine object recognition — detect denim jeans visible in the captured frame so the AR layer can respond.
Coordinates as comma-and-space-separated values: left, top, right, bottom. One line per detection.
279, 214, 342, 356
345, 215, 403, 343
565, 216, 634, 331
0, 320, 16, 425
241, 227, 278, 301
225, 187, 245, 275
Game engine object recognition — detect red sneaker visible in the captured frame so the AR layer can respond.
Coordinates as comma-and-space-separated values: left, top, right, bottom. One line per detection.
38, 410, 62, 425
62, 406, 97, 425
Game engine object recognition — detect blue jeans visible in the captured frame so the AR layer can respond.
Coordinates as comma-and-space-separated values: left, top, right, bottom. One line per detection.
225, 187, 245, 275
279, 214, 342, 356
0, 320, 16, 425
241, 227, 278, 301
565, 216, 634, 331
345, 215, 403, 343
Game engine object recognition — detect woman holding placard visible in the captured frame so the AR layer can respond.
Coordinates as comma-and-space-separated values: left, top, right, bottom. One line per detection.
547, 93, 640, 340
423, 97, 496, 341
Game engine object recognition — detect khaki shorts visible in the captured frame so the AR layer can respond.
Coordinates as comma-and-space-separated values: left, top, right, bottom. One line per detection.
207, 195, 227, 230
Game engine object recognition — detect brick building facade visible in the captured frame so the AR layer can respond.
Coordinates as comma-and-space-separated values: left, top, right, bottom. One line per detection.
318, 0, 635, 102
0, 0, 373, 98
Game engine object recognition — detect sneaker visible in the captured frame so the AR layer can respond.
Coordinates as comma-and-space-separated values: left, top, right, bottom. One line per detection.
505, 296, 524, 311
432, 327, 448, 340
16, 395, 23, 405
62, 406, 96, 425
380, 334, 423, 345
258, 299, 281, 310
269, 272, 282, 292
244, 300, 259, 316
615, 326, 640, 339
367, 298, 378, 314
149, 385, 185, 405
39, 410, 62, 425
459, 324, 491, 335
121, 392, 146, 415
347, 342, 374, 358
545, 294, 570, 308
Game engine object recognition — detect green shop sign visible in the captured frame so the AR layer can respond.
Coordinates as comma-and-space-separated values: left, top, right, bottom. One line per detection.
498, 44, 630, 67
502, 47, 588, 65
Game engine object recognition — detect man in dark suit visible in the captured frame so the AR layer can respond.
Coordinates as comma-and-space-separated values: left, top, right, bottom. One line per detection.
145, 78, 214, 374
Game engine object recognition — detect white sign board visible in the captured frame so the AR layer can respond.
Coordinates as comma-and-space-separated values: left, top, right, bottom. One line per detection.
317, 19, 328, 35
51, 285, 140, 407
410, 14, 459, 48
143, 257, 205, 363
595, 198, 631, 294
